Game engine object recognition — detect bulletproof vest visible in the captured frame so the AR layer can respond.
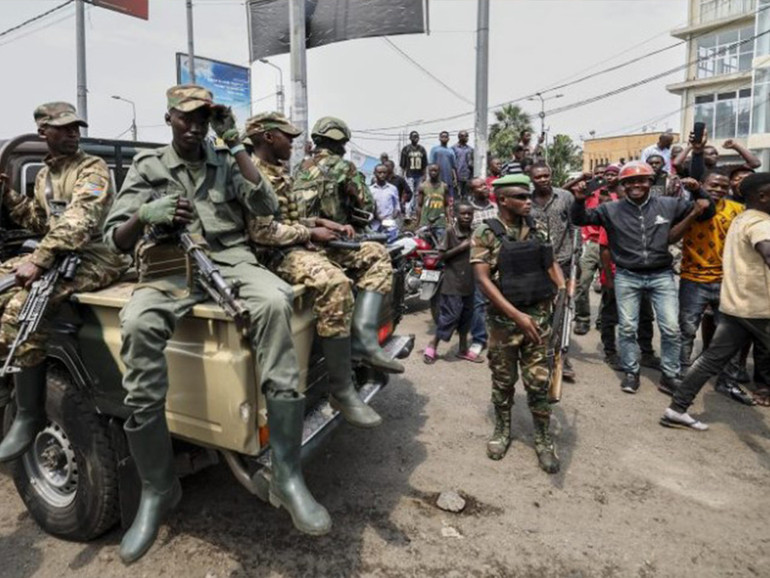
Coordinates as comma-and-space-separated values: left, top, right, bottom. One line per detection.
486, 218, 555, 307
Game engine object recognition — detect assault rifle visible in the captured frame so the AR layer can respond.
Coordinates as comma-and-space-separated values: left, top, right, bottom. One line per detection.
546, 229, 581, 403
177, 230, 251, 335
0, 253, 81, 377
326, 232, 389, 250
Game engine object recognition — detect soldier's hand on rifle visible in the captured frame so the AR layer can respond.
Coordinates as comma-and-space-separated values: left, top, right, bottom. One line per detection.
138, 195, 194, 226
309, 227, 339, 243
14, 261, 44, 289
210, 105, 240, 146
512, 311, 541, 345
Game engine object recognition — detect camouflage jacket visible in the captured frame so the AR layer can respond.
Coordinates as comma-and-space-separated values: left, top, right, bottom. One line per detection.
292, 149, 373, 225
104, 142, 276, 267
248, 156, 312, 246
3, 150, 126, 274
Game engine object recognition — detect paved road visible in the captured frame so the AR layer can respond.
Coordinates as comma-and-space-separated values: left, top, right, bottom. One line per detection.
1, 304, 769, 577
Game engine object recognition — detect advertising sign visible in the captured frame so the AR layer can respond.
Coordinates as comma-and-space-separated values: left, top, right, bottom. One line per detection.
92, 0, 149, 20
176, 54, 252, 126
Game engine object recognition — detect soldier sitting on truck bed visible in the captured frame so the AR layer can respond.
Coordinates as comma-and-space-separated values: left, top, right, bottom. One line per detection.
245, 112, 394, 429
0, 102, 127, 463
102, 85, 331, 564
291, 116, 403, 374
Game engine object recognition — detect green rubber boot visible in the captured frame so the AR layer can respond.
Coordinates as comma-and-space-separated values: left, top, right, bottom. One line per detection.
266, 392, 332, 535
322, 337, 382, 428
533, 415, 560, 474
486, 405, 511, 460
351, 291, 404, 374
0, 364, 47, 463
120, 411, 182, 564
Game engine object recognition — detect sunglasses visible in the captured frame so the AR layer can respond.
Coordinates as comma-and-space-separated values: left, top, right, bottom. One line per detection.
504, 193, 532, 201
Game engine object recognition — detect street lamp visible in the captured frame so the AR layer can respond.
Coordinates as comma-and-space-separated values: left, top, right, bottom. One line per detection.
258, 58, 285, 116
527, 92, 563, 162
111, 95, 137, 141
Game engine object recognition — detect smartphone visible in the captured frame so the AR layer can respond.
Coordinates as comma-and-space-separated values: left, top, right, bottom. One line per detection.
693, 121, 705, 144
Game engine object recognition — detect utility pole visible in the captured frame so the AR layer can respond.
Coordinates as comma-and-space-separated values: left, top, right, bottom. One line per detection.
289, 0, 308, 169
259, 59, 285, 115
473, 0, 489, 181
186, 0, 196, 83
528, 92, 563, 163
75, 0, 88, 135
112, 96, 137, 141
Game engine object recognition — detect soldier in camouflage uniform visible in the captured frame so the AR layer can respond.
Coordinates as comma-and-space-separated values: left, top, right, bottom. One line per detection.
244, 111, 386, 427
471, 174, 566, 473
103, 87, 330, 564
291, 117, 403, 374
0, 102, 127, 463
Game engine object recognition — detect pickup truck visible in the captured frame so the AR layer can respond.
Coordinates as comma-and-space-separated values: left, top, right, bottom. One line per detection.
0, 134, 414, 541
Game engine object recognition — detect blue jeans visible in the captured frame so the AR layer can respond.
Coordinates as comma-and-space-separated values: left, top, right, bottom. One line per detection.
406, 175, 424, 216
470, 281, 487, 347
678, 279, 721, 366
614, 268, 681, 377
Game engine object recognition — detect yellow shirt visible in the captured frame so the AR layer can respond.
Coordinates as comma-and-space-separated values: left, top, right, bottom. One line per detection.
680, 197, 745, 283
720, 209, 770, 319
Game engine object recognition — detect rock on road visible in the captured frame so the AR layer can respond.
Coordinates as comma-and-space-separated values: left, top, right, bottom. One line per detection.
1, 305, 769, 577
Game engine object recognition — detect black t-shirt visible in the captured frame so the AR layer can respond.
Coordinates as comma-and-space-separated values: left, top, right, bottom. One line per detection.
400, 144, 428, 177
389, 174, 411, 202
440, 225, 474, 296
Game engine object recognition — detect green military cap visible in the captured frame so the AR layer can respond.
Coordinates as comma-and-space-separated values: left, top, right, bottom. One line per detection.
166, 84, 213, 112
33, 102, 87, 128
311, 116, 351, 142
492, 174, 531, 187
244, 112, 302, 137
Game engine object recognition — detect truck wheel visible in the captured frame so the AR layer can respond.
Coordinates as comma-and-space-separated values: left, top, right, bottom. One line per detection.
5, 368, 120, 541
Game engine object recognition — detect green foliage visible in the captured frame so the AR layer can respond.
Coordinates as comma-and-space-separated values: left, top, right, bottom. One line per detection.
488, 104, 533, 161
546, 134, 582, 186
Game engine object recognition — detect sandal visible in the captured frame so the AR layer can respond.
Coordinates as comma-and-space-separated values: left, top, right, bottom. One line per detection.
423, 346, 437, 364
457, 350, 484, 363
752, 387, 770, 407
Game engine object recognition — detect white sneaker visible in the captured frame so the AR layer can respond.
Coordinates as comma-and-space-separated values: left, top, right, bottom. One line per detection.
660, 408, 708, 431
468, 342, 484, 357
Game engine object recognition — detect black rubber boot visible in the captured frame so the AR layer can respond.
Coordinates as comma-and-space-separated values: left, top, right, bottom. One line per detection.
322, 337, 382, 428
266, 392, 332, 535
486, 405, 511, 460
120, 411, 182, 564
351, 291, 404, 374
0, 364, 47, 463
533, 415, 560, 474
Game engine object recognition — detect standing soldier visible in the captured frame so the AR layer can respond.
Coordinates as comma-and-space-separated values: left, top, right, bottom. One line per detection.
103, 87, 331, 564
245, 111, 391, 426
292, 117, 403, 373
471, 174, 566, 473
0, 102, 127, 462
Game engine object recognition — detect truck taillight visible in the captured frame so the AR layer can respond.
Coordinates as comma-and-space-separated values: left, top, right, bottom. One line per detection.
259, 425, 269, 447
378, 320, 394, 345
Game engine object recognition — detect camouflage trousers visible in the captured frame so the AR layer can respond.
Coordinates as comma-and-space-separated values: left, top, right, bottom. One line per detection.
323, 241, 393, 294
487, 301, 553, 418
276, 248, 353, 337
0, 255, 123, 368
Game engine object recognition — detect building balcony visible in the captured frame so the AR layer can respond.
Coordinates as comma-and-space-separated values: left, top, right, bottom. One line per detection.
671, 10, 755, 39
666, 70, 753, 94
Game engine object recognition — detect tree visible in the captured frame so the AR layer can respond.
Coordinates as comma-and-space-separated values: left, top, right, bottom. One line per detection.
546, 134, 582, 187
488, 104, 533, 162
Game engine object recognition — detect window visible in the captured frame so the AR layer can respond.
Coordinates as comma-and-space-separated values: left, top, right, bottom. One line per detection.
756, 0, 770, 57
696, 26, 755, 78
700, 0, 756, 23
752, 67, 770, 133
694, 88, 752, 138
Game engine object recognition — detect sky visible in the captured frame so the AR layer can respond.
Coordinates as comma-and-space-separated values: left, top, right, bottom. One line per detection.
0, 0, 689, 161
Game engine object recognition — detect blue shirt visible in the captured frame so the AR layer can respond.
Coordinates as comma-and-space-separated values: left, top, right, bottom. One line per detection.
429, 145, 457, 190
452, 144, 474, 180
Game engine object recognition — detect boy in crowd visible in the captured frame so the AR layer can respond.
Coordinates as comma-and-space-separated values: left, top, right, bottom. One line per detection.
662, 173, 770, 428
423, 203, 479, 363
416, 164, 451, 239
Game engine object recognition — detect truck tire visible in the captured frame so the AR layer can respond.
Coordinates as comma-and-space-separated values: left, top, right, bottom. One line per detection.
4, 368, 120, 541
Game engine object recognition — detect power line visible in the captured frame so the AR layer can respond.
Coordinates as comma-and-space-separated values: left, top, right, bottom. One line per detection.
0, 0, 73, 39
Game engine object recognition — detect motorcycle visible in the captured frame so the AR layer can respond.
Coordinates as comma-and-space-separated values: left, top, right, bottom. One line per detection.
392, 222, 444, 321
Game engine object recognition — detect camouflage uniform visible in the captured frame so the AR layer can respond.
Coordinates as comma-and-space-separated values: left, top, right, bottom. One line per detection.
0, 108, 127, 366
471, 217, 553, 419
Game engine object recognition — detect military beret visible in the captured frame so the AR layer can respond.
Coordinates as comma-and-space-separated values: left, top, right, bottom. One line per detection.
244, 112, 302, 137
166, 84, 213, 112
491, 174, 531, 187
34, 102, 87, 129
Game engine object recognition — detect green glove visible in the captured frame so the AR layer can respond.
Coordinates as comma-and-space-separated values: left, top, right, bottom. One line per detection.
210, 105, 240, 145
138, 194, 178, 226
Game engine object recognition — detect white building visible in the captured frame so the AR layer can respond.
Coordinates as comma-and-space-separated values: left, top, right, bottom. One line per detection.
668, 0, 770, 166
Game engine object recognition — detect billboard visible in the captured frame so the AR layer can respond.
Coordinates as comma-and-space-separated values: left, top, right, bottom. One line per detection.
92, 0, 148, 20
246, 0, 426, 61
176, 54, 252, 126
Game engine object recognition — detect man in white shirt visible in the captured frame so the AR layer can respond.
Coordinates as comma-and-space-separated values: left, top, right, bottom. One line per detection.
661, 172, 770, 430
641, 132, 675, 173
370, 164, 401, 241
